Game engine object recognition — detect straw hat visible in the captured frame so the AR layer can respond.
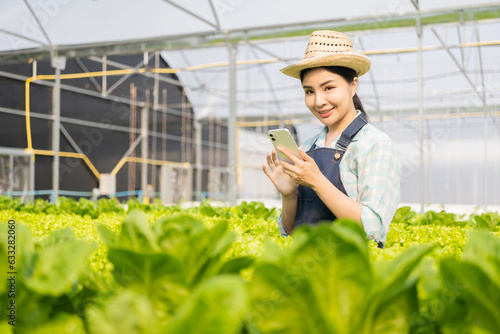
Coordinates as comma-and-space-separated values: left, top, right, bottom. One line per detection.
280, 30, 371, 79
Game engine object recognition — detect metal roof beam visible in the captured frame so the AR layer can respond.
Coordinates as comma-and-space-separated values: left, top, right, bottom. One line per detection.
410, 0, 419, 10
86, 55, 184, 87
60, 124, 89, 156
0, 69, 143, 107
0, 105, 133, 133
105, 53, 153, 95
225, 2, 500, 35
0, 105, 216, 148
475, 24, 500, 134
0, 28, 50, 48
431, 28, 485, 103
208, 0, 221, 31
0, 31, 217, 64
23, 0, 52, 49
244, 41, 288, 63
1, 5, 500, 64
161, 0, 218, 30
74, 57, 102, 92
0, 69, 188, 118
358, 36, 382, 126
178, 50, 204, 88
247, 43, 285, 126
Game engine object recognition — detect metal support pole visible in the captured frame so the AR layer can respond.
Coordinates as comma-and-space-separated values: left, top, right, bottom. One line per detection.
152, 51, 160, 191
141, 91, 149, 202
195, 120, 202, 201
475, 25, 488, 206
228, 41, 238, 205
8, 154, 14, 196
162, 88, 168, 162
102, 55, 107, 96
359, 38, 382, 130
52, 67, 61, 201
181, 89, 186, 162
29, 153, 35, 203
415, 1, 425, 213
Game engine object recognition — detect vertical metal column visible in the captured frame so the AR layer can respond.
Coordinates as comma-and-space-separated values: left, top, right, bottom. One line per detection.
102, 55, 107, 96
162, 88, 168, 162
209, 115, 214, 168
8, 154, 14, 196
181, 90, 186, 162
31, 60, 37, 201
228, 41, 237, 206
152, 51, 160, 191
129, 83, 137, 192
195, 120, 202, 201
475, 24, 488, 206
30, 153, 35, 203
52, 68, 61, 201
141, 91, 150, 202
415, 1, 425, 213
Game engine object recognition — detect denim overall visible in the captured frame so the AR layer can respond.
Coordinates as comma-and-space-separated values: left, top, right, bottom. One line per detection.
295, 113, 370, 226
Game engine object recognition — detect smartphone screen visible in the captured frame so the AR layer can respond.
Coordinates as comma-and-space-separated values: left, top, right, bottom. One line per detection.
267, 129, 301, 164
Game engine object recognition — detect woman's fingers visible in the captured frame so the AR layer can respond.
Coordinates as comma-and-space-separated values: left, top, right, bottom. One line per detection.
266, 150, 283, 174
271, 150, 281, 167
278, 147, 317, 185
277, 145, 303, 165
266, 152, 276, 171
298, 148, 313, 162
262, 163, 271, 177
280, 160, 297, 178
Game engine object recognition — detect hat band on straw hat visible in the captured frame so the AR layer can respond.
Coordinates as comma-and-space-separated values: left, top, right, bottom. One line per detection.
281, 30, 371, 79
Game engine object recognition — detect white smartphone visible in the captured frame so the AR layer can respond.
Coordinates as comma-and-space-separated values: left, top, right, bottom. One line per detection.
267, 128, 302, 164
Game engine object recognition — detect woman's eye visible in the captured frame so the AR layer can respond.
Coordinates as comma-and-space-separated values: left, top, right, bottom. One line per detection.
325, 86, 334, 91
304, 90, 313, 95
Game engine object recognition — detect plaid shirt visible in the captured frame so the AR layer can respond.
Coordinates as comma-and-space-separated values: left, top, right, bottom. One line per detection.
278, 119, 402, 245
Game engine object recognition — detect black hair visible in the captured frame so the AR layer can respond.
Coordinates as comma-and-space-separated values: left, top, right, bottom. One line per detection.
300, 66, 369, 122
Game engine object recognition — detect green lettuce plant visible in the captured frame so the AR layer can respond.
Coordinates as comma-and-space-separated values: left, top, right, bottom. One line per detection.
247, 219, 434, 334
96, 210, 252, 328
0, 224, 96, 334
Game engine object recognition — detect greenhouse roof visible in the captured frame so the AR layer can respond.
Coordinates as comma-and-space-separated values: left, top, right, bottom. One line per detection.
1, 0, 499, 56
1, 0, 499, 207
1, 0, 499, 124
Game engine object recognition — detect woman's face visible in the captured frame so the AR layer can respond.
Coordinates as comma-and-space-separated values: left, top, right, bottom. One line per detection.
302, 67, 358, 131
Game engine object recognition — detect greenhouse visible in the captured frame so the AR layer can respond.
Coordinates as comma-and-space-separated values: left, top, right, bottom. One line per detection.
0, 0, 500, 333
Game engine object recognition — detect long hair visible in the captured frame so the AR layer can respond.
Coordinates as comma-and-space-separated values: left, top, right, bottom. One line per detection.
300, 66, 369, 122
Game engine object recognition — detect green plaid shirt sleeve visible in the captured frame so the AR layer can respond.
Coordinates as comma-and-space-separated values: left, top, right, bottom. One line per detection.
351, 133, 401, 244
277, 123, 401, 245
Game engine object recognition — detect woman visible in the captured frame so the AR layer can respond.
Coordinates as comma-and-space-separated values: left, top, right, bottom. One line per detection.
262, 30, 401, 248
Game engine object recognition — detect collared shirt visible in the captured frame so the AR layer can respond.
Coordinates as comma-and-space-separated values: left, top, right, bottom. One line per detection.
277, 117, 402, 245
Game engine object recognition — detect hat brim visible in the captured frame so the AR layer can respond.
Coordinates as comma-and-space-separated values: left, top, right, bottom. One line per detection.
280, 52, 371, 79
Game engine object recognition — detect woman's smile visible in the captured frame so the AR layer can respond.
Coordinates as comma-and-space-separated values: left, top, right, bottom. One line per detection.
317, 107, 335, 118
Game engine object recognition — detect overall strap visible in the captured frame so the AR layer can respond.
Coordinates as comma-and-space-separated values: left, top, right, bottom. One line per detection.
336, 112, 368, 151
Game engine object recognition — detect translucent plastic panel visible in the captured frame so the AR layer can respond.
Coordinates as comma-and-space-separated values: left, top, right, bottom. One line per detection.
0, 0, 49, 48
419, 0, 498, 11
218, 0, 415, 30
0, 32, 42, 52
0, 0, 216, 47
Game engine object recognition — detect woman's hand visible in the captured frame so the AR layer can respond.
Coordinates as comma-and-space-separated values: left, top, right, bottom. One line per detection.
277, 146, 325, 189
262, 150, 299, 197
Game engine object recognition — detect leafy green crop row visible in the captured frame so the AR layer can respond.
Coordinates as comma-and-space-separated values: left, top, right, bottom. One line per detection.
3, 196, 498, 232
0, 198, 499, 333
0, 196, 124, 219
0, 196, 280, 220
